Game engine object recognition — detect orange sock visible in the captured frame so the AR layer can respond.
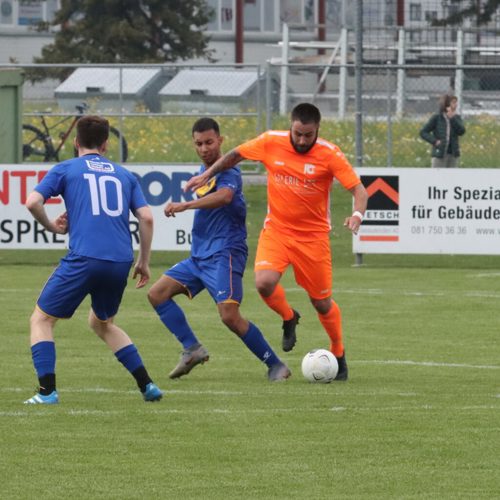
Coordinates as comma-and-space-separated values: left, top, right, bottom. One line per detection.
260, 284, 294, 321
318, 300, 344, 357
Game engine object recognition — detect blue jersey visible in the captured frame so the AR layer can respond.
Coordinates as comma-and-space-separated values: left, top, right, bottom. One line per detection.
35, 154, 147, 262
191, 165, 247, 259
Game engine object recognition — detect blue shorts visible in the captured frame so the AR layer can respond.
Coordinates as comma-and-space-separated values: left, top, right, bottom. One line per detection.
166, 249, 247, 304
37, 254, 133, 321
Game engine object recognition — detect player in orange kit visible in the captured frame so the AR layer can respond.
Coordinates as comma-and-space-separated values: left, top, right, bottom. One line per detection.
185, 103, 367, 380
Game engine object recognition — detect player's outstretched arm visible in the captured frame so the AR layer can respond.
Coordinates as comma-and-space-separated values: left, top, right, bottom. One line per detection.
184, 149, 245, 192
133, 206, 153, 288
25, 191, 67, 234
343, 183, 368, 235
165, 188, 234, 217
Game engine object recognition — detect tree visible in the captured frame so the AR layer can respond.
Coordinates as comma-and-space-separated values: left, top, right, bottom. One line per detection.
433, 0, 499, 26
33, 0, 213, 75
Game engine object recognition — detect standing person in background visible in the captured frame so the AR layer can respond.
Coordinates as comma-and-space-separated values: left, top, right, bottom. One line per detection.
24, 115, 163, 404
148, 117, 290, 382
420, 94, 466, 168
185, 103, 368, 381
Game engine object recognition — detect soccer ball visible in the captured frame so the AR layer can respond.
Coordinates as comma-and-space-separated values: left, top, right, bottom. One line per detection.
301, 349, 338, 383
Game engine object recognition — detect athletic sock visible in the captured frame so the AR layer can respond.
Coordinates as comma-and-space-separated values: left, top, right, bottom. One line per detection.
154, 299, 198, 350
260, 284, 294, 321
131, 366, 153, 393
317, 300, 344, 357
114, 344, 151, 392
38, 373, 56, 396
31, 341, 56, 394
240, 322, 280, 367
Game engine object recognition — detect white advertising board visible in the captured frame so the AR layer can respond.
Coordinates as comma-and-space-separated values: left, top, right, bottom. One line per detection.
0, 164, 199, 250
353, 168, 500, 255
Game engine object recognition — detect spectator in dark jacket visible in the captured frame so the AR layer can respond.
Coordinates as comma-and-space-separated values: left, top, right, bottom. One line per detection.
420, 94, 466, 168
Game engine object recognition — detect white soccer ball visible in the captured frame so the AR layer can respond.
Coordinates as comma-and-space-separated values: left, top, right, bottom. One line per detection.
301, 349, 338, 383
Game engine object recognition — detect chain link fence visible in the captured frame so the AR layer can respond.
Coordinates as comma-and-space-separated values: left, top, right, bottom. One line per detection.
4, 23, 500, 168
4, 63, 265, 166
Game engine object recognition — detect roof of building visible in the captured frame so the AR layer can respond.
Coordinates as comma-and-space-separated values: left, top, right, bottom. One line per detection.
159, 69, 259, 97
55, 68, 162, 95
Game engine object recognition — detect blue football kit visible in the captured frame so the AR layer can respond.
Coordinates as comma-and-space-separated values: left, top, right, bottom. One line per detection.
166, 165, 248, 304
35, 154, 147, 320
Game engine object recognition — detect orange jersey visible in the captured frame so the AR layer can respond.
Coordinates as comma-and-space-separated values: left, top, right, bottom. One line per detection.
238, 130, 360, 239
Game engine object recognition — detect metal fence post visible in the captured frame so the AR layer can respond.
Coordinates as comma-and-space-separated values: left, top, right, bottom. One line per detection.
387, 62, 393, 168
339, 27, 347, 120
256, 64, 262, 133
396, 28, 405, 119
265, 60, 272, 131
455, 29, 463, 113
118, 66, 124, 163
355, 0, 363, 168
279, 23, 289, 116
354, 0, 363, 265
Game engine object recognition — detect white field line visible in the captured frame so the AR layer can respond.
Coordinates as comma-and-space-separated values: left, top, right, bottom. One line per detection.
284, 287, 500, 299
1, 405, 498, 418
2, 387, 243, 396
467, 272, 500, 278
356, 360, 500, 370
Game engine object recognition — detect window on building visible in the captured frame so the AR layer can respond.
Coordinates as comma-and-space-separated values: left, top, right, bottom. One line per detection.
244, 0, 261, 31
220, 0, 234, 31
280, 0, 302, 24
409, 30, 421, 43
425, 10, 437, 23
409, 3, 421, 22
0, 0, 59, 27
206, 0, 277, 33
0, 0, 14, 24
18, 0, 43, 25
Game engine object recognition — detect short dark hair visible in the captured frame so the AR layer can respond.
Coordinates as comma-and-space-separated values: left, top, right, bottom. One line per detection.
76, 115, 109, 149
192, 117, 220, 136
291, 103, 321, 125
438, 94, 457, 113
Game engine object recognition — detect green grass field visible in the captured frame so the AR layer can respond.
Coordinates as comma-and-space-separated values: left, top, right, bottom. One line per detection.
1, 185, 499, 499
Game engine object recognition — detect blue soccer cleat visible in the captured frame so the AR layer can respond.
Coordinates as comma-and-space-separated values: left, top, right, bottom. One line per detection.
143, 382, 163, 402
24, 390, 59, 405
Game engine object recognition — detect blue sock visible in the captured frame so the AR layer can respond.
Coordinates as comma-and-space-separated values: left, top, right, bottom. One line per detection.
241, 322, 280, 367
31, 341, 56, 378
114, 344, 144, 374
154, 299, 198, 350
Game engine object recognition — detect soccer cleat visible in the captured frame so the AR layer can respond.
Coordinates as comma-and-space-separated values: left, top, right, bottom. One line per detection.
24, 390, 59, 405
334, 352, 348, 381
169, 345, 209, 379
268, 362, 291, 382
143, 382, 163, 402
282, 309, 300, 352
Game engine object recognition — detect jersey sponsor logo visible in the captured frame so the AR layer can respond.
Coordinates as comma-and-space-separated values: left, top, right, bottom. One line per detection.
304, 163, 316, 175
274, 160, 285, 166
86, 159, 115, 173
359, 175, 400, 242
195, 177, 216, 198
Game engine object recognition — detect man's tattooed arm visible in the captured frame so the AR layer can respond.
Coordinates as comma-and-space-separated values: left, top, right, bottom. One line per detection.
208, 149, 245, 177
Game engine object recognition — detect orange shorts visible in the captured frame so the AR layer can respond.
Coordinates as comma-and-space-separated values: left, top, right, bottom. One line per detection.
254, 228, 332, 299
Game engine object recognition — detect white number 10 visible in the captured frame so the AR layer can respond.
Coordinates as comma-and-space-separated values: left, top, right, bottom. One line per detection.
83, 173, 123, 216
